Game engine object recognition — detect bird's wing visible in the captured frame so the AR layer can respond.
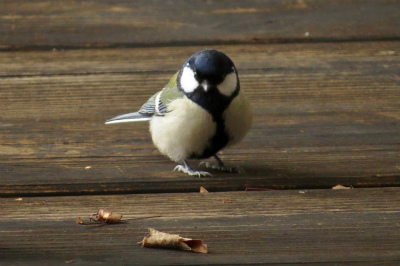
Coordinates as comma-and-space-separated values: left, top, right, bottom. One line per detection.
138, 91, 161, 115
139, 71, 184, 116
105, 71, 183, 124
105, 111, 152, 124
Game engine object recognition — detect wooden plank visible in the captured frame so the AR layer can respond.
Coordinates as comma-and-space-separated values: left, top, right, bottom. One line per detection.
1, 0, 400, 50
1, 42, 400, 196
1, 188, 400, 265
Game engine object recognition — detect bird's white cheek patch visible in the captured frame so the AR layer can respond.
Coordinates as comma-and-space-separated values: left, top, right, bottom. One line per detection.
180, 67, 199, 93
218, 72, 237, 96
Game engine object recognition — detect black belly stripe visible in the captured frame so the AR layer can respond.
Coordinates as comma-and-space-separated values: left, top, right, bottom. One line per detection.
183, 83, 239, 159
189, 115, 229, 159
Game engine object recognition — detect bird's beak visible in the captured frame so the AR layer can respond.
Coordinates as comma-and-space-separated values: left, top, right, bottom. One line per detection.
201, 80, 210, 92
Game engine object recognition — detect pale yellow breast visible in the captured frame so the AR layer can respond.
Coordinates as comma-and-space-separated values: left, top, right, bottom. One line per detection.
150, 98, 216, 162
223, 91, 253, 147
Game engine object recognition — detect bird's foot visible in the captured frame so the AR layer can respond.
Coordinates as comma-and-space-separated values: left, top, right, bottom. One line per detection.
174, 164, 212, 177
198, 161, 242, 173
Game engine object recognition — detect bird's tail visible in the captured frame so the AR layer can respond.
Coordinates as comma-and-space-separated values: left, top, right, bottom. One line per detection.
105, 112, 152, 124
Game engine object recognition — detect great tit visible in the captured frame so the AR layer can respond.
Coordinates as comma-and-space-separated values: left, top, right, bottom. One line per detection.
106, 49, 252, 177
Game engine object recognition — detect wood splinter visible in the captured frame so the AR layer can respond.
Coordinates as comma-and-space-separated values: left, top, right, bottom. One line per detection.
139, 228, 208, 254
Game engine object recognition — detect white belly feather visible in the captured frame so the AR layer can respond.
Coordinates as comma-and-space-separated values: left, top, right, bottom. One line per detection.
150, 91, 252, 162
150, 97, 216, 162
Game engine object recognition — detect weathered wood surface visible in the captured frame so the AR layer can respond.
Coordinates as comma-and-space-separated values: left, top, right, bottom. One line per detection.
1, 41, 400, 196
1, 0, 400, 50
1, 1, 399, 265
1, 188, 399, 265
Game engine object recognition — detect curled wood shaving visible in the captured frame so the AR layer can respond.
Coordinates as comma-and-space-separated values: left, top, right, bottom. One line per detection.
139, 228, 208, 253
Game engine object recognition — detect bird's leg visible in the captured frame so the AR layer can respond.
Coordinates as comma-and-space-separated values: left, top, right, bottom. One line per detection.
199, 155, 242, 173
174, 160, 212, 177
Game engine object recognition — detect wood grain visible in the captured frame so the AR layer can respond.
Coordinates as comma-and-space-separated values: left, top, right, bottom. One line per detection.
1, 42, 400, 196
1, 2, 399, 265
1, 0, 400, 50
1, 188, 400, 265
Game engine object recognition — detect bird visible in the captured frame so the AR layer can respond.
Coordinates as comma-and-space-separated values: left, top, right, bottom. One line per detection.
106, 49, 252, 177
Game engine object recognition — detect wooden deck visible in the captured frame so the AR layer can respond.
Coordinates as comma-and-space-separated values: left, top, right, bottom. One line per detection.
1, 1, 400, 265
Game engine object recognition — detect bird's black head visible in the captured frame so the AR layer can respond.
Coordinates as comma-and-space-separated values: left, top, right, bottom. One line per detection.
191, 49, 233, 85
178, 50, 240, 118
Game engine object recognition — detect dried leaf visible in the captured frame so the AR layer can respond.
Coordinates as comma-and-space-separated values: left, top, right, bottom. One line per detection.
65, 259, 75, 264
332, 185, 352, 190
200, 186, 209, 193
91, 209, 123, 224
222, 200, 233, 203
139, 228, 208, 254
76, 217, 85, 225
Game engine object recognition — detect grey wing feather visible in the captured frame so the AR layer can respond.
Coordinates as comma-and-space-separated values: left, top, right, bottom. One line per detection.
138, 93, 157, 115
105, 91, 167, 125
105, 71, 182, 125
105, 112, 152, 124
139, 91, 168, 116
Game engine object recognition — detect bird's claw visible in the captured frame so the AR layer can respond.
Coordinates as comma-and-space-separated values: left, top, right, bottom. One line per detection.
174, 165, 213, 177
199, 161, 243, 173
